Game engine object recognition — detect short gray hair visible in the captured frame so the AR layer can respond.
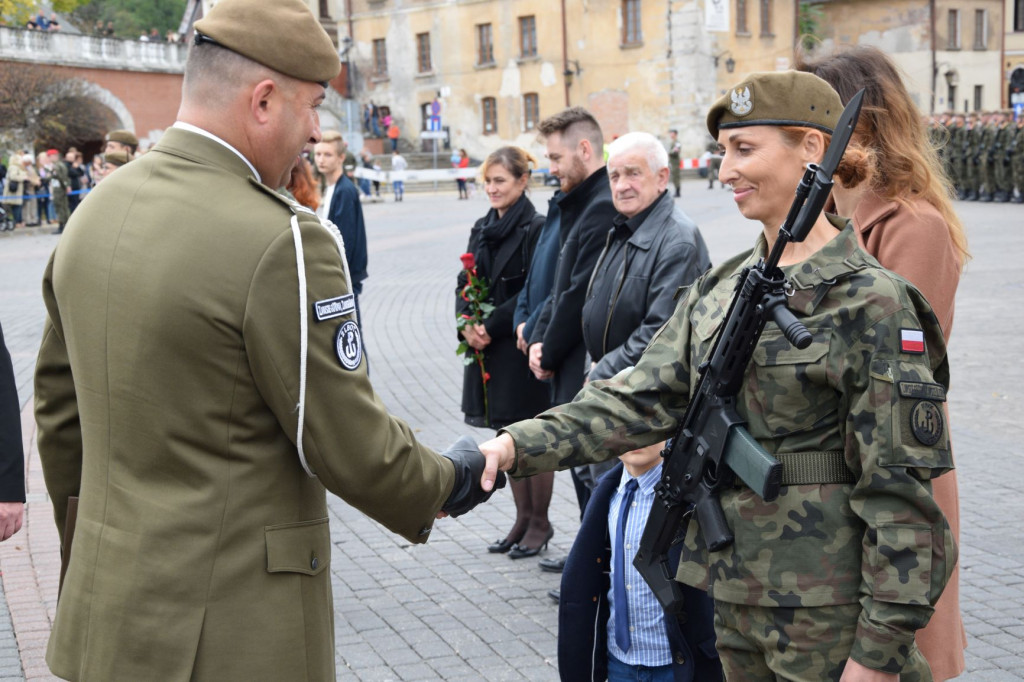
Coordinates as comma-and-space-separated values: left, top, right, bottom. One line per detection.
607, 132, 669, 172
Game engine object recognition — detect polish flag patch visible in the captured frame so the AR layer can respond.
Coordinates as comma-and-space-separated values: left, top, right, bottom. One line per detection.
900, 328, 925, 354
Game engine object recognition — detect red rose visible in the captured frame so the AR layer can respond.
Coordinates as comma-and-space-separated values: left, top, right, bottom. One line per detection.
460, 253, 476, 270
483, 372, 491, 383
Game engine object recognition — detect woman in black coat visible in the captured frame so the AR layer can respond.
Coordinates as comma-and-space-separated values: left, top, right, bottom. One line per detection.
457, 147, 554, 558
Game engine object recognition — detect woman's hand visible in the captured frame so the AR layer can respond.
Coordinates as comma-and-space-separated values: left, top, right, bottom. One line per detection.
839, 659, 897, 682
473, 324, 491, 348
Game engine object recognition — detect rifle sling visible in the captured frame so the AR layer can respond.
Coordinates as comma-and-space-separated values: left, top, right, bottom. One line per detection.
775, 450, 855, 486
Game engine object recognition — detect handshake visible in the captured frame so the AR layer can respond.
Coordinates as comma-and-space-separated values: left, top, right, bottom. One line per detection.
438, 434, 517, 517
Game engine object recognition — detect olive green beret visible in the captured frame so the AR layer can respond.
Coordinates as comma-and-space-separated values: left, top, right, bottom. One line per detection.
707, 71, 843, 139
106, 129, 138, 147
193, 0, 340, 84
104, 150, 131, 167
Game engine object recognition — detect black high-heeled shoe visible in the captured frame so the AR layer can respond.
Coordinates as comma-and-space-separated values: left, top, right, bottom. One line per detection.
508, 528, 554, 560
487, 532, 524, 554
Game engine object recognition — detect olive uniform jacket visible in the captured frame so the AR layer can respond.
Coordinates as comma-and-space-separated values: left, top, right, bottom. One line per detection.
35, 127, 455, 681
504, 221, 956, 674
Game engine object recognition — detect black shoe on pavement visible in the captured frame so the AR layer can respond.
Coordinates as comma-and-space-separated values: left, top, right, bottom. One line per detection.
539, 556, 565, 573
548, 589, 560, 604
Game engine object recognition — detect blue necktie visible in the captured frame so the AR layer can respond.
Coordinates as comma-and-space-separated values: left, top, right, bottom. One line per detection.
614, 478, 639, 653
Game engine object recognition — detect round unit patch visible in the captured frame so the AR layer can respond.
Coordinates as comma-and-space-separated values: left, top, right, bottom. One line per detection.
334, 320, 362, 371
909, 400, 943, 446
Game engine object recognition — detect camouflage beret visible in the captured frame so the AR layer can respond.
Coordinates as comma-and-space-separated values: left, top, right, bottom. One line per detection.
707, 71, 843, 139
193, 0, 340, 84
104, 150, 131, 167
106, 129, 138, 147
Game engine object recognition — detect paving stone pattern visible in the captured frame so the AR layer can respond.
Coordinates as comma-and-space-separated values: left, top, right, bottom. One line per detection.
0, 182, 1021, 680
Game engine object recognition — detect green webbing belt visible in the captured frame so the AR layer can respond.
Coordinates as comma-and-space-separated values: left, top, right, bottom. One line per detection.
776, 450, 856, 486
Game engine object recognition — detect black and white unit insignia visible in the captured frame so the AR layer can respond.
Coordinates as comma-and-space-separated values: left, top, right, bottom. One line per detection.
314, 294, 356, 322
910, 400, 944, 446
334, 320, 362, 371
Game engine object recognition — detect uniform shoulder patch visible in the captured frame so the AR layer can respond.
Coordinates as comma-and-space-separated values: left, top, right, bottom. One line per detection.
334, 320, 362, 370
909, 400, 944, 446
314, 294, 355, 322
899, 328, 925, 354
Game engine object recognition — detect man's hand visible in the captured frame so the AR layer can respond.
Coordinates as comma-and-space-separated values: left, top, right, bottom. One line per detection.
0, 502, 24, 541
528, 343, 553, 380
473, 323, 491, 349
479, 433, 517, 492
839, 660, 898, 682
515, 323, 527, 353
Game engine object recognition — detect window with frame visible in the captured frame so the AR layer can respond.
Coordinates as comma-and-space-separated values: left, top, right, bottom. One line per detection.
519, 16, 537, 58
416, 32, 432, 72
948, 9, 961, 49
736, 0, 749, 33
1016, 0, 1024, 32
477, 23, 494, 65
973, 9, 987, 49
523, 93, 539, 130
759, 0, 773, 36
373, 38, 388, 77
622, 0, 642, 45
482, 97, 497, 134
973, 84, 983, 111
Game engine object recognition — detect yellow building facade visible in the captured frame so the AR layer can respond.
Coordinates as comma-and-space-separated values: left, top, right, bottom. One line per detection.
805, 0, 1003, 112
339, 0, 797, 158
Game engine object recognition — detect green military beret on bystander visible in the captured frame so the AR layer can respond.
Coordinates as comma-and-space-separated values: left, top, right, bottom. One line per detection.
707, 70, 844, 138
105, 129, 138, 147
193, 0, 341, 84
103, 150, 131, 167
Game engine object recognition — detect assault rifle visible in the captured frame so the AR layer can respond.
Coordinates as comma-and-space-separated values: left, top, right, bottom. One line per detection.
634, 90, 865, 612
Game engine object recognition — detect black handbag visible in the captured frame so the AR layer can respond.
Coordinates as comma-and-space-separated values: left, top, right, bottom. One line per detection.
6, 179, 17, 195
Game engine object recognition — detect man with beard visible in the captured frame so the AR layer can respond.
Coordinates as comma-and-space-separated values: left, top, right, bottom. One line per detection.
527, 107, 619, 583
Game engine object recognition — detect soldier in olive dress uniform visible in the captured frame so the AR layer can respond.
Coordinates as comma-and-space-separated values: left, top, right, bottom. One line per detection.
34, 1, 498, 680
1012, 115, 1024, 203
45, 149, 69, 234
477, 71, 955, 682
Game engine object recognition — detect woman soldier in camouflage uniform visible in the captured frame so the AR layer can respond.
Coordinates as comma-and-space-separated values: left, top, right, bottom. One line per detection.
479, 71, 955, 682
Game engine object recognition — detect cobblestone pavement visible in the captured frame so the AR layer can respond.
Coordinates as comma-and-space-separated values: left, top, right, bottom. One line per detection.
0, 180, 1021, 680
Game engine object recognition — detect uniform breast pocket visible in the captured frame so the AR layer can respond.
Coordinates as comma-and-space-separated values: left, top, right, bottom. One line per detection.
747, 328, 838, 436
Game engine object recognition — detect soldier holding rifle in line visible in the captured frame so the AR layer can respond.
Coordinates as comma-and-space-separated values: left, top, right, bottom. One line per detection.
477, 71, 955, 681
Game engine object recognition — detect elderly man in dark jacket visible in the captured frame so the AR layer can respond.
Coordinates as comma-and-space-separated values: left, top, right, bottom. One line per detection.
582, 131, 711, 383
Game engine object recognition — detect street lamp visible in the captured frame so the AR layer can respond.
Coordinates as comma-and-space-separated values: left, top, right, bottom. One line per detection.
563, 59, 582, 87
713, 50, 735, 73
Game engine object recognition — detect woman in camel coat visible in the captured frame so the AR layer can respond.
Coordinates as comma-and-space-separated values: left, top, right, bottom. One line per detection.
803, 46, 970, 681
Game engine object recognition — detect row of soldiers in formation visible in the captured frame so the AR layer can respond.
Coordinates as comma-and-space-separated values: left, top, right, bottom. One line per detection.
930, 111, 1024, 203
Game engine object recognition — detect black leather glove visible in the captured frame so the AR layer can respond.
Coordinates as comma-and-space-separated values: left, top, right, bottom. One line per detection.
440, 436, 506, 517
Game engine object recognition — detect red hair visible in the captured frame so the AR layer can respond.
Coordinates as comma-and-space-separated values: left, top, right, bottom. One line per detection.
288, 156, 319, 211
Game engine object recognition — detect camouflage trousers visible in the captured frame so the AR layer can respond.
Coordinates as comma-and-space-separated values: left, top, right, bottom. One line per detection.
713, 601, 932, 682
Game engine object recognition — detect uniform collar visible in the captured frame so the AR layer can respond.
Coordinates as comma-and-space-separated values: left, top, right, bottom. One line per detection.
171, 122, 261, 182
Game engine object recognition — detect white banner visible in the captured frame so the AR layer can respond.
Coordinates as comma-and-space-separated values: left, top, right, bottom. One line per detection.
705, 0, 729, 32
352, 166, 480, 183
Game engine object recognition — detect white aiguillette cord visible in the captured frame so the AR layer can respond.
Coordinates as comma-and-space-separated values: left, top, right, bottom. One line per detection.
288, 212, 356, 478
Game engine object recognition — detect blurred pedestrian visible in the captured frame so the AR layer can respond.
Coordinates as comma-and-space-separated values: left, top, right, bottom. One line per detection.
387, 121, 400, 151
315, 132, 368, 304
2, 153, 31, 229
65, 150, 85, 213
21, 154, 42, 227
47, 149, 69, 234
666, 129, 682, 197
105, 130, 139, 158
458, 147, 552, 559
0, 321, 25, 542
35, 151, 53, 225
390, 149, 407, 202
455, 148, 470, 199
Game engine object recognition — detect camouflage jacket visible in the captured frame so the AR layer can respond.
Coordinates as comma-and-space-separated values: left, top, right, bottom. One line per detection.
503, 220, 955, 673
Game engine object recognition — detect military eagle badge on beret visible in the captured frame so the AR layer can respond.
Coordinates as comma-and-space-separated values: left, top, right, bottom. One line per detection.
730, 87, 752, 116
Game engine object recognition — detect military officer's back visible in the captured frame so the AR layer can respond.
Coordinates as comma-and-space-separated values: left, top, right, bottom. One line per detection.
34, 1, 495, 679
